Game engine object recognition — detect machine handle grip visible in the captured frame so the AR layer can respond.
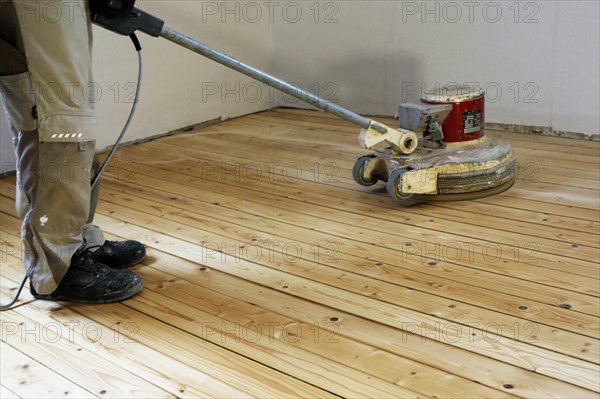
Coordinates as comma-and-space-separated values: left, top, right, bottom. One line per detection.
92, 7, 164, 37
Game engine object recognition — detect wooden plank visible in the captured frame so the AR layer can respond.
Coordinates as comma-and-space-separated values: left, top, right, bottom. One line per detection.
90, 156, 600, 286
240, 111, 600, 171
3, 197, 598, 364
0, 253, 335, 399
131, 266, 514, 399
0, 342, 95, 399
7, 173, 597, 318
163, 131, 599, 195
241, 110, 600, 195
169, 122, 600, 192
1, 108, 598, 399
107, 140, 599, 230
192, 120, 600, 172
5, 195, 594, 376
107, 179, 594, 316
475, 195, 598, 222
14, 300, 325, 399
1, 167, 596, 302
110, 134, 597, 238
74, 304, 338, 399
162, 134, 599, 210
0, 259, 178, 399
153, 117, 597, 193
95, 188, 600, 336
108, 239, 598, 399
101, 134, 600, 221
487, 132, 600, 155
198, 130, 599, 207
105, 181, 598, 316
1, 311, 174, 398
64, 209, 600, 391
0, 266, 34, 308
98, 147, 593, 272
0, 230, 416, 398
124, 291, 422, 398
426, 200, 599, 234
132, 267, 520, 399
0, 228, 490, 397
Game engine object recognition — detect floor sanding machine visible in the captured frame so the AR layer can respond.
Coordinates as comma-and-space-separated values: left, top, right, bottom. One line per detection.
90, 1, 516, 205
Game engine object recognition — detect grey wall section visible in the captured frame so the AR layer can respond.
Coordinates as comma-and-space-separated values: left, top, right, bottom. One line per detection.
271, 1, 599, 139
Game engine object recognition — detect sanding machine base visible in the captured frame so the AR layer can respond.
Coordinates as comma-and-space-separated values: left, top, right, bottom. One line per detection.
353, 85, 516, 205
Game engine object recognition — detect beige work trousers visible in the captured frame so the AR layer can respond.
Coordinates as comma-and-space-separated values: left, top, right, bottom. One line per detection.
0, 0, 106, 294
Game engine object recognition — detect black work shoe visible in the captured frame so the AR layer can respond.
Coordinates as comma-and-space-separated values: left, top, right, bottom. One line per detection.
31, 249, 143, 303
89, 240, 146, 269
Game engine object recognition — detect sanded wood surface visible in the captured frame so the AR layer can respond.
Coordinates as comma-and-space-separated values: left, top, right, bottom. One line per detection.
1, 108, 599, 398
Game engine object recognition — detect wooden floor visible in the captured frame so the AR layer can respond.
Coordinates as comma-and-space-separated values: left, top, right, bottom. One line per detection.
1, 108, 599, 398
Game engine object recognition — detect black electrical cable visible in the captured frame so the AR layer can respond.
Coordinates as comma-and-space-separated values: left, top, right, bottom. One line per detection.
0, 274, 28, 310
1, 33, 143, 311
92, 33, 143, 189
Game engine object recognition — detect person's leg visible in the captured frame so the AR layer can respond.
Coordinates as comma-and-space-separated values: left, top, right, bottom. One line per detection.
1, 0, 30, 221
4, 0, 95, 294
0, 0, 142, 301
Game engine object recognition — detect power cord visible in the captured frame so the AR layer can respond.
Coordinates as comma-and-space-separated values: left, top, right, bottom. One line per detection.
92, 33, 143, 189
0, 274, 28, 310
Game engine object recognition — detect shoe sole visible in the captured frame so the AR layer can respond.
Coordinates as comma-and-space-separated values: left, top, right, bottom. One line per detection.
32, 279, 144, 304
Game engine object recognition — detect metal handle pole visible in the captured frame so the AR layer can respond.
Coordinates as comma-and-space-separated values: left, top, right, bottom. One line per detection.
159, 26, 387, 133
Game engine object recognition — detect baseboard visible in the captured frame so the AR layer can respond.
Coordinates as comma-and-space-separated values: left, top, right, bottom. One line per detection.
485, 122, 599, 141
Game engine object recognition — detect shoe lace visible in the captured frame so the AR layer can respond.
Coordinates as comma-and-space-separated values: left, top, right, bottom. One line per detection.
85, 240, 116, 253
76, 247, 109, 273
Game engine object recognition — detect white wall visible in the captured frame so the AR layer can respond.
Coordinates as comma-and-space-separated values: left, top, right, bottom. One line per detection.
92, 0, 275, 150
271, 0, 599, 138
2, 1, 599, 171
552, 1, 600, 135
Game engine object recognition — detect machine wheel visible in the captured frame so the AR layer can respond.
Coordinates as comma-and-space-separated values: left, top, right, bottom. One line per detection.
386, 169, 423, 206
352, 156, 379, 186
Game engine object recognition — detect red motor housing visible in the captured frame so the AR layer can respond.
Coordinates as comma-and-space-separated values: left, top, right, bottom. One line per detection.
422, 85, 485, 143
